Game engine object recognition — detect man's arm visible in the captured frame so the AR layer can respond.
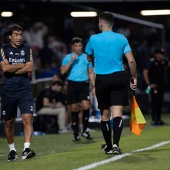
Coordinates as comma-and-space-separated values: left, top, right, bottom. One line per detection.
125, 52, 137, 90
60, 53, 77, 75
0, 59, 25, 73
14, 62, 33, 74
43, 97, 62, 108
43, 98, 55, 107
88, 67, 95, 96
87, 54, 94, 62
143, 69, 150, 86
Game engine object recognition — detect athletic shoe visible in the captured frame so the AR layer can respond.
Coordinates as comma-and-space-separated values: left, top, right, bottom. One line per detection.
81, 131, 93, 140
22, 148, 35, 160
151, 121, 159, 126
8, 150, 18, 161
101, 144, 114, 154
73, 134, 80, 141
113, 146, 122, 155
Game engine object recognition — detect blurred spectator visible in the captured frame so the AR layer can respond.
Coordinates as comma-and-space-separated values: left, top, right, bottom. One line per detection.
36, 60, 60, 79
30, 22, 48, 49
143, 48, 170, 126
48, 36, 67, 65
36, 81, 68, 133
118, 23, 131, 38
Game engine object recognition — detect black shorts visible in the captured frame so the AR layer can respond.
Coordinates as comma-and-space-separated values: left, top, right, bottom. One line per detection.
95, 71, 128, 109
67, 80, 90, 104
1, 87, 33, 120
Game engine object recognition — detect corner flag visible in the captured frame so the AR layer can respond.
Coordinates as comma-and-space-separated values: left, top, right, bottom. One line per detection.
130, 94, 146, 136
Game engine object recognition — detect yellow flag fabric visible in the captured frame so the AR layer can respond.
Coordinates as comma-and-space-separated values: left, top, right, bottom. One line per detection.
130, 95, 147, 136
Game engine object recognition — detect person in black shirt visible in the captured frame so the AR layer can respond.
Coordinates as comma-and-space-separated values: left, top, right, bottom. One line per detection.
36, 81, 67, 133
0, 24, 35, 161
143, 48, 170, 126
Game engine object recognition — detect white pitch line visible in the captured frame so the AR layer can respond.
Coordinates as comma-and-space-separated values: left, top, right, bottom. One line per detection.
74, 140, 170, 170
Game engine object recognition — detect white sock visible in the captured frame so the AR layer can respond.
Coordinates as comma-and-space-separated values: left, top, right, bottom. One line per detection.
8, 143, 16, 151
113, 144, 118, 147
24, 142, 30, 151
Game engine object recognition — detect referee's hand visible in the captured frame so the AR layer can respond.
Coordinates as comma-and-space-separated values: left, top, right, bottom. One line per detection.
71, 53, 78, 61
130, 77, 137, 91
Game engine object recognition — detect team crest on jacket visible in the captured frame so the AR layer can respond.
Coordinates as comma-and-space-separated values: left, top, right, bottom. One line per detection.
21, 50, 25, 56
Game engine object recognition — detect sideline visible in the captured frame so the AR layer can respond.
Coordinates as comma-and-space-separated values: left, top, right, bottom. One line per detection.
74, 140, 170, 170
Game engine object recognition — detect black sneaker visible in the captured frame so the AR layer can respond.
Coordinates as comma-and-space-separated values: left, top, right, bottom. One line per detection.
151, 121, 159, 127
101, 144, 114, 154
81, 131, 93, 140
8, 150, 18, 161
73, 134, 80, 141
22, 148, 35, 160
113, 146, 122, 155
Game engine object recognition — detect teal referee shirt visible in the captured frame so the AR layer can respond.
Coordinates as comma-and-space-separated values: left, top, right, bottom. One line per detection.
62, 52, 93, 81
85, 30, 131, 74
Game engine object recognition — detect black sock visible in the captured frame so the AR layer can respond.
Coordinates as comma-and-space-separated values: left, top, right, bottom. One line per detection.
83, 109, 89, 132
101, 120, 112, 150
113, 117, 123, 147
71, 111, 79, 135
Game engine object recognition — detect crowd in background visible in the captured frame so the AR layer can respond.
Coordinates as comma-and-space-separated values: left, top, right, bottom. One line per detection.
0, 16, 170, 92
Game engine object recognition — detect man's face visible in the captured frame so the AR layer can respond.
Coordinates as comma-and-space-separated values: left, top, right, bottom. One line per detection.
155, 53, 164, 61
53, 85, 62, 92
9, 30, 22, 48
72, 42, 83, 55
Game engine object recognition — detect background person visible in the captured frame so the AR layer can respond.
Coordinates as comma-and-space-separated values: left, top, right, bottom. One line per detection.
85, 12, 137, 154
61, 37, 95, 141
36, 80, 68, 133
143, 48, 170, 126
0, 24, 35, 161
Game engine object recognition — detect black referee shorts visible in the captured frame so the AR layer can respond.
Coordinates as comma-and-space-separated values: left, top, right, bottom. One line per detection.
95, 71, 128, 109
67, 80, 90, 104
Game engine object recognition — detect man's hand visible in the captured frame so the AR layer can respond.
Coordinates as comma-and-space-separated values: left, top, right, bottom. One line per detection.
130, 77, 137, 91
56, 102, 63, 107
4, 59, 9, 65
71, 53, 78, 62
150, 84, 157, 89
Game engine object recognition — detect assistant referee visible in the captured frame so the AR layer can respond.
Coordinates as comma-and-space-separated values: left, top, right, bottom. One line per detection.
85, 12, 137, 154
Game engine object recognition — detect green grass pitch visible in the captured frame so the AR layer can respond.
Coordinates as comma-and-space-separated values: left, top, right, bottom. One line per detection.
0, 113, 170, 170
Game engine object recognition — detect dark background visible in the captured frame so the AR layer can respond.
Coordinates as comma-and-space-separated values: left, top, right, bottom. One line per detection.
0, 0, 170, 37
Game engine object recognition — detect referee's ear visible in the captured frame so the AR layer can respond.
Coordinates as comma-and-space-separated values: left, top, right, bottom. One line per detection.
87, 54, 94, 62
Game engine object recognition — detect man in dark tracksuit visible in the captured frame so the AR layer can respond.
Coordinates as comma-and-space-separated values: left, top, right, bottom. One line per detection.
0, 24, 35, 161
143, 48, 170, 126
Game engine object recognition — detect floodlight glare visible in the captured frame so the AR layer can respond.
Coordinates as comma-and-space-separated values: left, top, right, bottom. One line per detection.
70, 11, 97, 17
141, 9, 170, 16
1, 11, 13, 17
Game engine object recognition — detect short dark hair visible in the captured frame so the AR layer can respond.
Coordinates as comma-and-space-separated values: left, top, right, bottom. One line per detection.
6, 24, 23, 36
154, 48, 165, 54
71, 37, 82, 45
52, 80, 63, 87
99, 12, 114, 25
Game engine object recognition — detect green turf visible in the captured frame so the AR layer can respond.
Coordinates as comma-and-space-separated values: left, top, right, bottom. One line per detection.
0, 113, 170, 170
